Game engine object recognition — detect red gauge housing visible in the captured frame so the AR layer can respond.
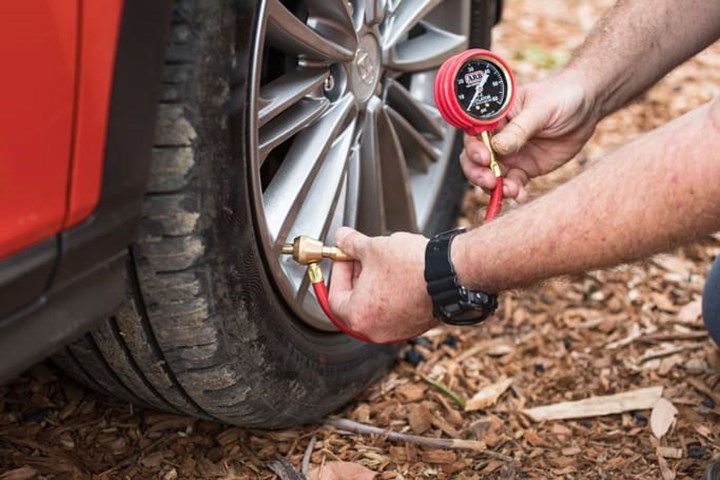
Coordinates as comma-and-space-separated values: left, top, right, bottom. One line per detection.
434, 49, 516, 135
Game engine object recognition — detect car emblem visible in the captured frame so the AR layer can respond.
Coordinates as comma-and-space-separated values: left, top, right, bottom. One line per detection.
356, 48, 375, 85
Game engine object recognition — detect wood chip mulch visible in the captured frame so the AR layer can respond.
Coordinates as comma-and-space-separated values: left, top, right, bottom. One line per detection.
2, 1, 720, 478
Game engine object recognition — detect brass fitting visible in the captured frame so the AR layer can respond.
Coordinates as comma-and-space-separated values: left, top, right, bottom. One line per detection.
480, 131, 502, 178
306, 262, 323, 283
281, 235, 350, 265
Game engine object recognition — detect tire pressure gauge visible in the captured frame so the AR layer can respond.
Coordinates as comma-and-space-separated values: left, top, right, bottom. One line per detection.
434, 49, 516, 135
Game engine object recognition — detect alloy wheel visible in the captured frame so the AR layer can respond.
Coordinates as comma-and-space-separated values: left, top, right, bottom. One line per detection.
247, 0, 471, 329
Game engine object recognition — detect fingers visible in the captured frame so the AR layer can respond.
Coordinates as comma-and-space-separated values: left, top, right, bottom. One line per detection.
463, 133, 491, 166
503, 168, 530, 202
334, 226, 370, 259
330, 227, 369, 320
461, 134, 498, 190
328, 260, 354, 319
492, 108, 546, 156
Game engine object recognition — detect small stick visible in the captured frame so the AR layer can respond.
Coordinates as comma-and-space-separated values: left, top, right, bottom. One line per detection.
268, 455, 304, 480
325, 418, 513, 462
301, 436, 317, 477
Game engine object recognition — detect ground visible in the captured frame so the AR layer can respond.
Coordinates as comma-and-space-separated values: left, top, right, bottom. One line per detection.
2, 0, 720, 479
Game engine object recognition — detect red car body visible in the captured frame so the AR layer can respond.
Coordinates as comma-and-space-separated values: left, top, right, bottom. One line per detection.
0, 0, 173, 383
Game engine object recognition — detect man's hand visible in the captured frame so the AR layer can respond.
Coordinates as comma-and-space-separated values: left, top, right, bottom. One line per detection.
460, 74, 598, 202
328, 227, 438, 343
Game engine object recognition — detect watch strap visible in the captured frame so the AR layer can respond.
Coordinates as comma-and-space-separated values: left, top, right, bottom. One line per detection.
424, 228, 497, 324
424, 229, 464, 313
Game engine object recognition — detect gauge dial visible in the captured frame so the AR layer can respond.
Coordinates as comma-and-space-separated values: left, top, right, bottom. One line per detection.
454, 57, 510, 121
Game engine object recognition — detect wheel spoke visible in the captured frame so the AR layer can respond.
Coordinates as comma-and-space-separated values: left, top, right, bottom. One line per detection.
382, 0, 443, 49
384, 106, 439, 173
384, 22, 466, 72
365, 0, 387, 25
354, 98, 386, 235
280, 122, 355, 245
304, 0, 357, 40
264, 95, 357, 242
377, 106, 418, 232
266, 0, 354, 62
385, 78, 444, 139
259, 98, 329, 163
259, 69, 329, 128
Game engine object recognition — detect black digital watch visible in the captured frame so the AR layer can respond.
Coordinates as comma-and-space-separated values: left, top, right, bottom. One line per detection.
424, 227, 497, 325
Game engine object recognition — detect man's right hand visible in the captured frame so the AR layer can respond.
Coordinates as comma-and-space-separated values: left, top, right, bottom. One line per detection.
459, 73, 599, 202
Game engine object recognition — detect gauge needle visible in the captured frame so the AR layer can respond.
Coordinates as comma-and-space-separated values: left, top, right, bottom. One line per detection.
467, 86, 481, 111
478, 71, 489, 91
467, 71, 489, 111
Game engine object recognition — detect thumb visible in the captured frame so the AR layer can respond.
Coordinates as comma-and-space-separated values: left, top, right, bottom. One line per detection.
334, 226, 370, 260
492, 108, 546, 156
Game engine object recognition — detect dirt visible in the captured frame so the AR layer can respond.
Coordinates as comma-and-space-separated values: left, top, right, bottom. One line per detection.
2, 1, 720, 479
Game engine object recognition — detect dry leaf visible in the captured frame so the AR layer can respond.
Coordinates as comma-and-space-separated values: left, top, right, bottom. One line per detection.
650, 398, 678, 439
486, 343, 514, 356
407, 403, 433, 434
0, 467, 38, 480
653, 255, 694, 275
309, 461, 376, 480
677, 299, 702, 323
562, 447, 581, 456
657, 454, 676, 480
523, 430, 551, 447
465, 377, 513, 411
396, 383, 427, 402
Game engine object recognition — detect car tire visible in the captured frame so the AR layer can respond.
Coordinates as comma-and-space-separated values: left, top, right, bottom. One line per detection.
53, 0, 491, 427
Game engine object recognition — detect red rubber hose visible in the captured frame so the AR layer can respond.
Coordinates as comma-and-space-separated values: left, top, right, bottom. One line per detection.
312, 280, 373, 343
312, 279, 415, 344
484, 176, 503, 221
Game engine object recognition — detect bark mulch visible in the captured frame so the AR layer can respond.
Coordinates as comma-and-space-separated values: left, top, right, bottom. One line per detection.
2, 0, 720, 478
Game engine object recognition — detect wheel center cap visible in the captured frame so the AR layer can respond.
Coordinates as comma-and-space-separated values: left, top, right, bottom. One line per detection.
350, 34, 381, 103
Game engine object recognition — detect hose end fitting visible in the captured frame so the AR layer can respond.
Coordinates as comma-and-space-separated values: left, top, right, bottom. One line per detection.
282, 235, 350, 264
307, 262, 323, 283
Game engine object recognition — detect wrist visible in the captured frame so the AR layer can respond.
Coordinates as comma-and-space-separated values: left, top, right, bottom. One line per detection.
553, 67, 604, 123
450, 229, 499, 295
425, 228, 498, 325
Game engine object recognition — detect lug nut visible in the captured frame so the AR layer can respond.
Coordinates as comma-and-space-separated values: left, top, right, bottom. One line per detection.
324, 74, 335, 92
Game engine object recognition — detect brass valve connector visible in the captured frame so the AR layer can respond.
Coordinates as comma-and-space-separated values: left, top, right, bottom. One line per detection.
281, 235, 350, 265
480, 130, 502, 178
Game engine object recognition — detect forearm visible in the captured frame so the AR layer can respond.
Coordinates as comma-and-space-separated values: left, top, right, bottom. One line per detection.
454, 98, 720, 293
563, 0, 720, 119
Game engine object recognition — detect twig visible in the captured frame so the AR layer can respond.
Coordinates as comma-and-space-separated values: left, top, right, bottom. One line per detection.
301, 436, 317, 477
687, 377, 720, 406
325, 418, 513, 462
268, 454, 304, 480
409, 370, 466, 409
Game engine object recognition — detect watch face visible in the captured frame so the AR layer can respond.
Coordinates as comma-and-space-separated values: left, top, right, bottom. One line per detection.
454, 57, 510, 120
437, 289, 497, 326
